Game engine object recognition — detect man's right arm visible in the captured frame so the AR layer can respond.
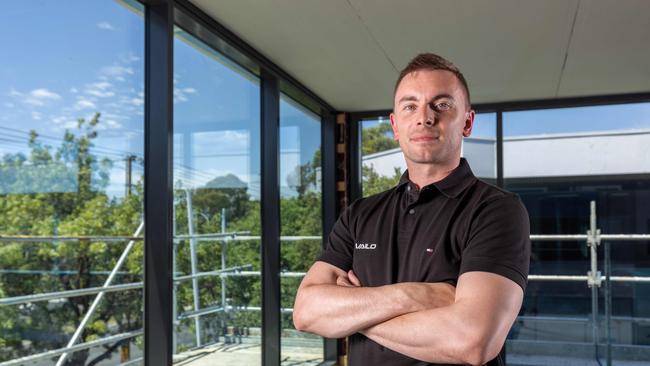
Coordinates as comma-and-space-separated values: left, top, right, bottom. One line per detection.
293, 261, 455, 338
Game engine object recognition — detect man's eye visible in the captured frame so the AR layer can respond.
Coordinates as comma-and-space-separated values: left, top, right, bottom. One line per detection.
403, 104, 416, 111
435, 102, 452, 111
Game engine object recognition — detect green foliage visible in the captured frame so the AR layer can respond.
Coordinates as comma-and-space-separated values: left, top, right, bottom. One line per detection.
0, 114, 142, 364
0, 114, 326, 362
361, 121, 399, 156
362, 165, 403, 197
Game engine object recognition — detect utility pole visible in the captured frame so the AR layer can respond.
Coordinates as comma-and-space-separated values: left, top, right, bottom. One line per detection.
125, 155, 136, 196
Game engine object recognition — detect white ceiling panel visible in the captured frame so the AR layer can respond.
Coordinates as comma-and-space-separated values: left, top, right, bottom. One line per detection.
188, 0, 649, 111
558, 0, 650, 97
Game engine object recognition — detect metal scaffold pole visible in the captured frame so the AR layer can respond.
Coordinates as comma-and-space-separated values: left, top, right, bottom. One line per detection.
587, 200, 601, 363
55, 221, 145, 366
186, 189, 202, 347
221, 208, 228, 318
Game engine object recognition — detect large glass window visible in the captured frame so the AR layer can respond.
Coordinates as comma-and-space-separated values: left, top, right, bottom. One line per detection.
172, 26, 261, 365
504, 103, 650, 363
360, 112, 496, 197
279, 94, 323, 363
0, 1, 145, 365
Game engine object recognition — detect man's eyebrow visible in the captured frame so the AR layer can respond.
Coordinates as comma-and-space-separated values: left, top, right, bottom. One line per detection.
397, 95, 418, 104
430, 93, 455, 102
397, 93, 456, 105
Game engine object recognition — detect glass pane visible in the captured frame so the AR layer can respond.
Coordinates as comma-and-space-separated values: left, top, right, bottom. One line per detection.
173, 26, 261, 365
279, 95, 323, 364
360, 112, 496, 197
0, 1, 145, 364
504, 103, 650, 364
360, 117, 401, 197
465, 112, 496, 181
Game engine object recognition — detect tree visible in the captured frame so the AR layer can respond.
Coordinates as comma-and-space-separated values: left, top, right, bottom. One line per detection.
362, 165, 403, 197
362, 121, 399, 156
0, 113, 143, 365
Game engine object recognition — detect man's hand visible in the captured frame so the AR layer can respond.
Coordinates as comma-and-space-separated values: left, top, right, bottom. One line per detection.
336, 270, 362, 287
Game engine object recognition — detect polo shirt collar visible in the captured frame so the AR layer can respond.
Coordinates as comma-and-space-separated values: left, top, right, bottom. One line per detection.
397, 158, 476, 198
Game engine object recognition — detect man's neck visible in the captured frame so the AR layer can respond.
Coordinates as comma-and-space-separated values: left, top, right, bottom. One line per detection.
406, 158, 461, 190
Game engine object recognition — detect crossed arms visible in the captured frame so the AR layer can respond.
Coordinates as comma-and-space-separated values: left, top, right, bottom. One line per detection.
292, 261, 523, 366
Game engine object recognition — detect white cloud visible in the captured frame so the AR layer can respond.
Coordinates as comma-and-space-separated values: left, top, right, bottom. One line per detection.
63, 120, 78, 129
87, 89, 115, 98
174, 86, 198, 104
31, 88, 61, 100
105, 119, 122, 128
31, 111, 42, 120
97, 21, 115, 31
130, 97, 144, 107
101, 65, 134, 77
70, 88, 78, 93
75, 100, 96, 110
92, 81, 112, 90
21, 88, 62, 106
8, 89, 22, 97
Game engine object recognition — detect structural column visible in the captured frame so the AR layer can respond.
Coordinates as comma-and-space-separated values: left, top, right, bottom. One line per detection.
260, 69, 281, 366
144, 1, 174, 365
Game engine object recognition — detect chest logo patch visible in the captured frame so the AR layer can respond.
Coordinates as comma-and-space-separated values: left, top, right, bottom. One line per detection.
355, 243, 377, 250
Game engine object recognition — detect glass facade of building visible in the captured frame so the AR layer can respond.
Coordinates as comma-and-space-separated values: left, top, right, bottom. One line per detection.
0, 1, 145, 364
0, 1, 648, 366
0, 1, 335, 365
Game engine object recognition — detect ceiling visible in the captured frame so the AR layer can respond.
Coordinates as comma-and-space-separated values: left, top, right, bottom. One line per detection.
189, 0, 650, 112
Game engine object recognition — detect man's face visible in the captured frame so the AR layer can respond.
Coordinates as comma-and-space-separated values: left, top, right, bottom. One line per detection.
390, 69, 474, 167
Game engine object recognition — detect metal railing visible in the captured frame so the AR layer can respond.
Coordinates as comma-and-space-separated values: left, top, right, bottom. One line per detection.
1, 200, 649, 366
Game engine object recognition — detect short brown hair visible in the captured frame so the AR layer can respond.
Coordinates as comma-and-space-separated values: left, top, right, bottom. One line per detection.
394, 53, 471, 107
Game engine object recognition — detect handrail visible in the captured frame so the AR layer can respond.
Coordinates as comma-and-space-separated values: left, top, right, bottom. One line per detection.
0, 330, 143, 366
1, 215, 649, 365
0, 282, 143, 306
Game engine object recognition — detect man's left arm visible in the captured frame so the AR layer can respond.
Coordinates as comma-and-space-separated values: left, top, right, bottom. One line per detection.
361, 271, 522, 366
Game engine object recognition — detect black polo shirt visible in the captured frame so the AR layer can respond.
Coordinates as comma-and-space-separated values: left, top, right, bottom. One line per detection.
317, 158, 530, 366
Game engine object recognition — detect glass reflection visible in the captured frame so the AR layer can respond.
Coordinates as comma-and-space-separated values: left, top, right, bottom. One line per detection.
172, 26, 261, 365
0, 1, 145, 364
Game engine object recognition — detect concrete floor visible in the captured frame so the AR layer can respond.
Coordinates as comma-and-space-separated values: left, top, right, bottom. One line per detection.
172, 342, 323, 366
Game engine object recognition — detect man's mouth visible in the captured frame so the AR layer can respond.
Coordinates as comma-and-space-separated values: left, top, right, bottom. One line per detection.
410, 135, 439, 142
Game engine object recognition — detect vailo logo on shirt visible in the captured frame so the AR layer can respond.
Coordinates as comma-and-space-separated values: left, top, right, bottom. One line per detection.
355, 242, 376, 250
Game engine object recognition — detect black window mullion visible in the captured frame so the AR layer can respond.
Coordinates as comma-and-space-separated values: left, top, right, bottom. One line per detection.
496, 110, 504, 188
144, 1, 174, 365
261, 69, 281, 366
321, 109, 339, 361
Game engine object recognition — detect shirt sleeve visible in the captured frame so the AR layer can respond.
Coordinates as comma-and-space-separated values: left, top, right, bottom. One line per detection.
460, 194, 531, 291
316, 204, 355, 272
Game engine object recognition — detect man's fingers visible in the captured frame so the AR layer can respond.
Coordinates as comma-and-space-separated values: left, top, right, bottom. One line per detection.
336, 275, 353, 287
348, 270, 362, 287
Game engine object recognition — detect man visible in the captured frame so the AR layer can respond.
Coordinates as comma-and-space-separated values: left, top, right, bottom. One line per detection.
293, 53, 530, 366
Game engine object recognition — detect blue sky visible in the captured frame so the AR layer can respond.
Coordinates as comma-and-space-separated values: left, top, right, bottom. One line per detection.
0, 1, 321, 199
2, 1, 649, 197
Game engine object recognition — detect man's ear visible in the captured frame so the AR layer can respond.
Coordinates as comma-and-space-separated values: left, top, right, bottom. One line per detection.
462, 110, 475, 137
390, 113, 399, 140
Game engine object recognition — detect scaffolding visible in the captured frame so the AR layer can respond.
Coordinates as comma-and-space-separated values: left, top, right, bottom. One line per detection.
0, 200, 649, 366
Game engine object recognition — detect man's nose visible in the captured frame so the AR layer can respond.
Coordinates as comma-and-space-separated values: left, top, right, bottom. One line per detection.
417, 105, 435, 126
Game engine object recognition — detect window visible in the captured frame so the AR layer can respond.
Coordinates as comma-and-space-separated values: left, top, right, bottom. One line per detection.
0, 1, 145, 364
173, 26, 261, 364
279, 94, 323, 363
504, 103, 650, 359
